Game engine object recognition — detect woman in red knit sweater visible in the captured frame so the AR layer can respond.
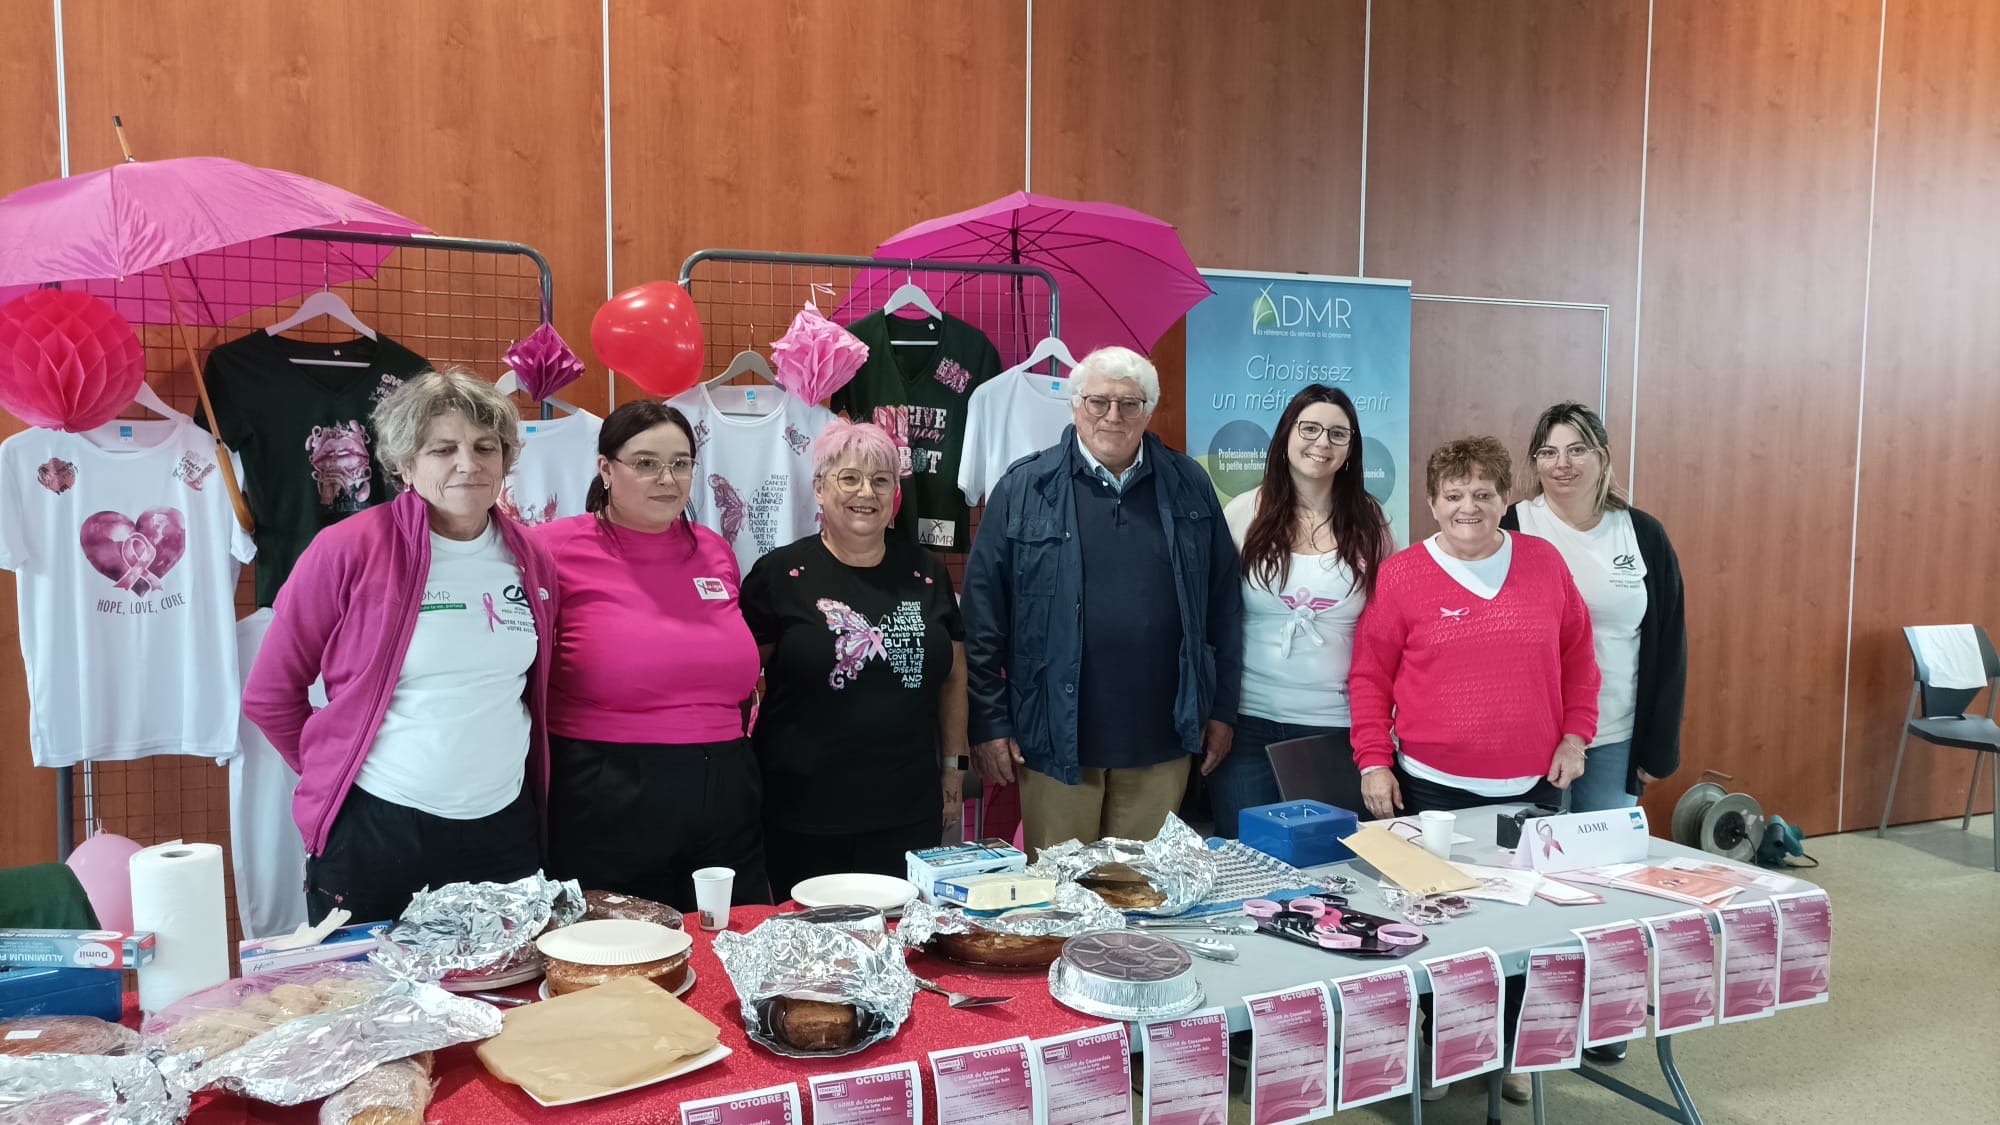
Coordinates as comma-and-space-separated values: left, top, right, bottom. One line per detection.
1349, 436, 1600, 816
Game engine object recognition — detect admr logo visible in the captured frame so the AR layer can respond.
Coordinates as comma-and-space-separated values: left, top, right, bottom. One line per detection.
1252, 284, 1354, 337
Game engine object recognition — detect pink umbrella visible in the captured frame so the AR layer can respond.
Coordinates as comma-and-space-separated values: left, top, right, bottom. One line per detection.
0, 155, 427, 325
835, 191, 1212, 358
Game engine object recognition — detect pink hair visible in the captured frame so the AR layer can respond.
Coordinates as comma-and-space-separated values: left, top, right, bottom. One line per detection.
812, 418, 899, 478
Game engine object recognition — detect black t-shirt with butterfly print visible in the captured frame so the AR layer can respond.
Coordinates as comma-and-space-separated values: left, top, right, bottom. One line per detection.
741, 532, 964, 835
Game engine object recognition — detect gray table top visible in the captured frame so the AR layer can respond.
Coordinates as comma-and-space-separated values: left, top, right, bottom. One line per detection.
1174, 804, 1797, 1034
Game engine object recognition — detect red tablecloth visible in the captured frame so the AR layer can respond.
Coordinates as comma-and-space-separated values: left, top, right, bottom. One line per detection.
182, 905, 1100, 1124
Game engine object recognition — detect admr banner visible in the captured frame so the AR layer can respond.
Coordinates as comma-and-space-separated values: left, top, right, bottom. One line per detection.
1184, 270, 1412, 546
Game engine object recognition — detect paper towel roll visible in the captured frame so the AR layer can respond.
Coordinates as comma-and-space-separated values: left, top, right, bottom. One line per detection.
130, 841, 230, 1013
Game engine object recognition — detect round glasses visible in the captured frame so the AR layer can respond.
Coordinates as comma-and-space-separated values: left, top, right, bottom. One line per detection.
822, 469, 897, 495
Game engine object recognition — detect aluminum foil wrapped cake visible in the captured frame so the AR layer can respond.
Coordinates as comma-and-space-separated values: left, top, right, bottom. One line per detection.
1032, 813, 1217, 916
1047, 931, 1203, 1021
0, 1050, 192, 1125
372, 872, 584, 982
896, 882, 1125, 945
714, 915, 915, 1058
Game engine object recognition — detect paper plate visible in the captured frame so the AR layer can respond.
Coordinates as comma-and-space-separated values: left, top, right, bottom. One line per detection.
539, 967, 696, 1002
536, 919, 691, 966
524, 1041, 731, 1107
791, 873, 919, 916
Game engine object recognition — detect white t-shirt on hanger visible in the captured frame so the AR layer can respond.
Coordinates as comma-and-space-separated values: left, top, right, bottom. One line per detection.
0, 417, 256, 767
232, 607, 314, 940
1515, 497, 1647, 744
958, 369, 1076, 505
670, 382, 837, 574
502, 409, 602, 527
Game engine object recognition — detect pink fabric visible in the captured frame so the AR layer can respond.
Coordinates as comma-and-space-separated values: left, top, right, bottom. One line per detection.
1348, 533, 1599, 780
175, 905, 1100, 1125
834, 191, 1212, 358
242, 490, 559, 855
535, 515, 760, 745
0, 156, 426, 325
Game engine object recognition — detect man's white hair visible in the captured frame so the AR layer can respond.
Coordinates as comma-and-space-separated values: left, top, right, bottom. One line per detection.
1070, 345, 1161, 407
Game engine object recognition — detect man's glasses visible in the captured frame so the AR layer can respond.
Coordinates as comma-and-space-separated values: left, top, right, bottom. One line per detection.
1076, 394, 1148, 418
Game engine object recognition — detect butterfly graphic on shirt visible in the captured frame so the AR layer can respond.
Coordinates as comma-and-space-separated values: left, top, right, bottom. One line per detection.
709, 472, 788, 552
710, 473, 748, 542
816, 597, 888, 689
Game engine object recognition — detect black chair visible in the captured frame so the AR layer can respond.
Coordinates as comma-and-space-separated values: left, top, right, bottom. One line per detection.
1265, 734, 1366, 815
1876, 624, 2000, 871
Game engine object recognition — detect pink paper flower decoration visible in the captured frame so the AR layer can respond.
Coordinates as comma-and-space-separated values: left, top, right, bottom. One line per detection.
504, 322, 586, 402
769, 301, 869, 404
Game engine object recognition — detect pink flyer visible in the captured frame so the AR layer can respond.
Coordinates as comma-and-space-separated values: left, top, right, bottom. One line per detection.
1419, 947, 1505, 1084
1717, 900, 1780, 1023
1642, 911, 1718, 1034
1244, 982, 1333, 1125
1332, 965, 1416, 1111
1140, 1008, 1231, 1125
1774, 891, 1832, 1008
1575, 922, 1651, 1048
1510, 947, 1585, 1073
808, 1062, 922, 1125
930, 1037, 1036, 1125
679, 1083, 802, 1125
1033, 1024, 1132, 1125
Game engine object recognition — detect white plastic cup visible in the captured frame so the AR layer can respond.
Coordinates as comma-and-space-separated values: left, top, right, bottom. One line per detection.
692, 866, 736, 931
1418, 811, 1456, 859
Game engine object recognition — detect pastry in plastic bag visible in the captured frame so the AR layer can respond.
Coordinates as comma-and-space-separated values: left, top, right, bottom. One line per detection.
142, 961, 391, 1061
319, 1052, 433, 1125
0, 1016, 138, 1058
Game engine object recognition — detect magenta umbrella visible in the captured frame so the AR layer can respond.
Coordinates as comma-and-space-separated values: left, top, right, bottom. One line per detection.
0, 155, 427, 325
834, 191, 1212, 358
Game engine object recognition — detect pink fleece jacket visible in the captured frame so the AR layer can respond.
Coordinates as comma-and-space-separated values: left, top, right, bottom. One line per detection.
1348, 532, 1599, 780
242, 489, 560, 855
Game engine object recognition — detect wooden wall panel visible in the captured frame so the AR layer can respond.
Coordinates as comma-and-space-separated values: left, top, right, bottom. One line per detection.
1843, 0, 2000, 828
607, 0, 1027, 401
0, 0, 64, 866
1633, 0, 1881, 834
1366, 0, 1647, 513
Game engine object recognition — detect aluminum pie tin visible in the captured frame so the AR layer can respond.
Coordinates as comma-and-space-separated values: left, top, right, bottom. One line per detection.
1047, 932, 1203, 1022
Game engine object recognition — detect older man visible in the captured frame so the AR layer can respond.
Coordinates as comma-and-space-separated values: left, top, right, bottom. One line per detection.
963, 346, 1243, 855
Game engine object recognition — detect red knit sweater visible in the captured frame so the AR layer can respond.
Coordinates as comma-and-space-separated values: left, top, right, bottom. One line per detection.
1349, 533, 1599, 780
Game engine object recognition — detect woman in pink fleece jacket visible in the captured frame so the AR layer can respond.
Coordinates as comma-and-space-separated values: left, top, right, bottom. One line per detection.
1348, 436, 1600, 818
243, 370, 559, 926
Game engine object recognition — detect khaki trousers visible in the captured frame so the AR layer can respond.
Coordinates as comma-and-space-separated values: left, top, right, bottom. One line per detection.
1019, 756, 1192, 859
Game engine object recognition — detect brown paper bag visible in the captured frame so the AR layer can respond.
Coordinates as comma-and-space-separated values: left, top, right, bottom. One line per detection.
476, 976, 722, 1103
1340, 827, 1480, 896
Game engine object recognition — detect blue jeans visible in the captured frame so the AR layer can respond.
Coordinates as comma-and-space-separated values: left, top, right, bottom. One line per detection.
1565, 738, 1638, 812
1208, 714, 1349, 838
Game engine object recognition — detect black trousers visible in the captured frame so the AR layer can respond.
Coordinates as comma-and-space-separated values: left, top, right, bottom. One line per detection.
1396, 768, 1563, 814
305, 784, 540, 926
547, 734, 773, 912
763, 816, 940, 903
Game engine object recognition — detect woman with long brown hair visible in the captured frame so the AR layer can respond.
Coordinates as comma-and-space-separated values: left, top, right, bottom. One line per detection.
1213, 385, 1393, 835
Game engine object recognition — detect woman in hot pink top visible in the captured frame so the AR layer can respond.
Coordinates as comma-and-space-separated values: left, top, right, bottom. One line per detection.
1348, 436, 1599, 818
535, 401, 766, 910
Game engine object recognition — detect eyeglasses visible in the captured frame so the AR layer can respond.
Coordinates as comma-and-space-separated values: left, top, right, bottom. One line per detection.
1076, 394, 1149, 418
618, 454, 697, 479
1295, 420, 1353, 446
1531, 444, 1596, 464
821, 469, 898, 495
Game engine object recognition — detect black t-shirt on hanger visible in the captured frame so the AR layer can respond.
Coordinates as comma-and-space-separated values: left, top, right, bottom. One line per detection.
834, 311, 1001, 553
741, 534, 964, 835
197, 332, 431, 606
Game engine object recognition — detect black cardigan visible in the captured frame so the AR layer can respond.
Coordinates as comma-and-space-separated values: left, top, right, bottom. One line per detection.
1501, 504, 1689, 796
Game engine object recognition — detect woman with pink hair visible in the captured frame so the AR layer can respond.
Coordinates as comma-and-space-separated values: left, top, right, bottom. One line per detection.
740, 419, 968, 895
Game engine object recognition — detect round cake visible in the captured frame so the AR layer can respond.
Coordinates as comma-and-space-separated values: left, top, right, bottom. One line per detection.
928, 908, 1081, 968
0, 1015, 137, 1057
766, 996, 861, 1052
538, 919, 693, 996
1048, 932, 1200, 1019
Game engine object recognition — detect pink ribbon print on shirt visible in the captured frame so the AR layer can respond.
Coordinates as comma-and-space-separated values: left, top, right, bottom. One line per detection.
80, 508, 186, 597
481, 592, 505, 632
816, 597, 888, 689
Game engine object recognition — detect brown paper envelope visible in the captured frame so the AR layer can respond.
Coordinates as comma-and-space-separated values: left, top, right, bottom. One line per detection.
476, 975, 722, 1103
1340, 827, 1481, 896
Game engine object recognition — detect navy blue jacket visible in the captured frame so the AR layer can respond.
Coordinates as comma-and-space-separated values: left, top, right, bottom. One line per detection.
963, 428, 1245, 784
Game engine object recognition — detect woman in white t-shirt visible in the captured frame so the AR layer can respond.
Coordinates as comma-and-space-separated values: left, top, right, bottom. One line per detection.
1215, 386, 1393, 838
1504, 402, 1687, 815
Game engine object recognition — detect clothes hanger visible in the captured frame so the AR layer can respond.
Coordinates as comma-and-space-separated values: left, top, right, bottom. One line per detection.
130, 382, 184, 420
495, 369, 580, 417
883, 266, 942, 346
702, 349, 781, 417
266, 259, 376, 367
997, 335, 1079, 382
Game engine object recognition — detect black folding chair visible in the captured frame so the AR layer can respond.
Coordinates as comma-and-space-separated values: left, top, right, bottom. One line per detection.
1876, 624, 2000, 871
1265, 734, 1366, 815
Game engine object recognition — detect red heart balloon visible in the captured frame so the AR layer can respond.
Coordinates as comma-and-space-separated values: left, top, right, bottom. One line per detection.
590, 281, 705, 398
0, 291, 148, 432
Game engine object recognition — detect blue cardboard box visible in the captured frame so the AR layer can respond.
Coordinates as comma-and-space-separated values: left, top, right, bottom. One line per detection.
1239, 800, 1359, 868
0, 965, 123, 1022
